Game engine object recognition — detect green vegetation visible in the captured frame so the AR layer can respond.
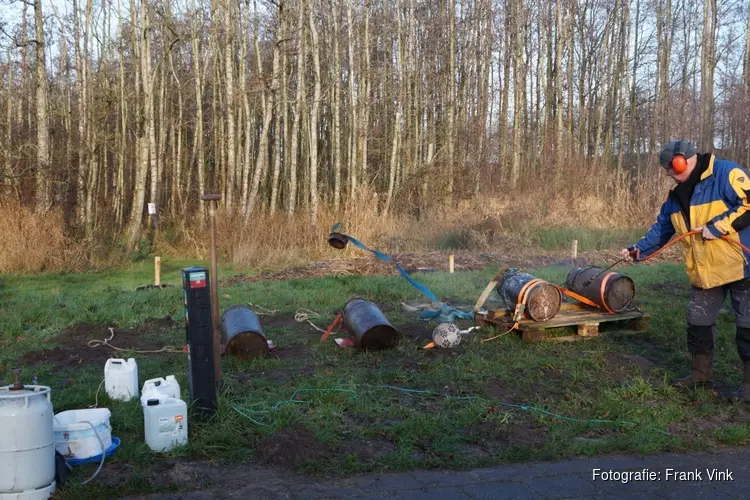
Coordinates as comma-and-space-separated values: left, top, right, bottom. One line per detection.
532, 227, 650, 252
2, 256, 749, 498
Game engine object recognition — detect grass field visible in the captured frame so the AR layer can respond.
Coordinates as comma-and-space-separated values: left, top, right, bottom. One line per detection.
2, 253, 750, 499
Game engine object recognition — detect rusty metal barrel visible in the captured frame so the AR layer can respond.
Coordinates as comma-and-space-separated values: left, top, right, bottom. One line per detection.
496, 269, 562, 322
328, 232, 349, 249
220, 305, 269, 359
565, 266, 635, 313
342, 298, 401, 350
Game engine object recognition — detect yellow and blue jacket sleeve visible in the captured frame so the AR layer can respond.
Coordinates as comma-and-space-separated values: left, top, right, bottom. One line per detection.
635, 199, 677, 259
707, 167, 750, 237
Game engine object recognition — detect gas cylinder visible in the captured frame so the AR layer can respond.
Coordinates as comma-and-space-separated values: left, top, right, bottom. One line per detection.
0, 373, 56, 499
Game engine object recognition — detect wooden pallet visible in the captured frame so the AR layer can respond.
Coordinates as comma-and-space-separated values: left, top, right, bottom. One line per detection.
474, 302, 651, 342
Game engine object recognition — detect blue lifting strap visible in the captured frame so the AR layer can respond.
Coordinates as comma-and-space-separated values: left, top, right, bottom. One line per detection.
331, 224, 473, 322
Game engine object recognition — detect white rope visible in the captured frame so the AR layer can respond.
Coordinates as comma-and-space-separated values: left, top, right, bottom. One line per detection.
88, 379, 105, 409
247, 303, 279, 315
87, 328, 182, 354
294, 308, 326, 333
78, 421, 106, 486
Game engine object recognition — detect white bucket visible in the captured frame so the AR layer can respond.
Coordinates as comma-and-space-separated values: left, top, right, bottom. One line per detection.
140, 376, 180, 407
104, 358, 138, 402
53, 409, 112, 460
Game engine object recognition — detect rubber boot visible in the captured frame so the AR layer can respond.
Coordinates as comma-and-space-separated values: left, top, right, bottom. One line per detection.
672, 352, 714, 389
733, 362, 750, 403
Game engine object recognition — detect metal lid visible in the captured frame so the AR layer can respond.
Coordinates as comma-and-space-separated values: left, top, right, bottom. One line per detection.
0, 384, 51, 398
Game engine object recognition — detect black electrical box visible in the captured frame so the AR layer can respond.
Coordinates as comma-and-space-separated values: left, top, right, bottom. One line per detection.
182, 266, 217, 421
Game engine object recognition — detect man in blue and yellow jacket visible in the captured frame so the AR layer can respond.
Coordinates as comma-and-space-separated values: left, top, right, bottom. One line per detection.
621, 140, 750, 402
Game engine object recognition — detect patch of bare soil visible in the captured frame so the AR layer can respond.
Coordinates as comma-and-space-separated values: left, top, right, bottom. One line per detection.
224, 252, 490, 284
646, 280, 687, 294
270, 343, 314, 361
19, 317, 180, 370
484, 381, 528, 404
110, 457, 310, 499
464, 412, 547, 454
572, 427, 620, 445
603, 352, 657, 382
259, 313, 303, 330
666, 412, 738, 442
484, 372, 568, 407
227, 345, 316, 387
256, 424, 331, 468
503, 412, 548, 447
96, 461, 139, 488
221, 249, 653, 285
394, 323, 433, 341
338, 438, 398, 460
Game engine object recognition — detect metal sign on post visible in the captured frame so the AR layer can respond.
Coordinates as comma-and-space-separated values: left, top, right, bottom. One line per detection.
182, 266, 217, 421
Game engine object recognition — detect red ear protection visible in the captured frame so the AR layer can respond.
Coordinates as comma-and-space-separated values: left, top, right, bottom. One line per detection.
671, 154, 688, 174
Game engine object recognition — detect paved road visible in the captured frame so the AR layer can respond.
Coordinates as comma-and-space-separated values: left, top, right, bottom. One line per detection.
127, 447, 750, 500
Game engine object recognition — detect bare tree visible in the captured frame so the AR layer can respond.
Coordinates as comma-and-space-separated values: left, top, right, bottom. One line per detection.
308, 0, 321, 225
700, 0, 717, 150
287, 0, 305, 216
33, 0, 49, 212
125, 0, 154, 251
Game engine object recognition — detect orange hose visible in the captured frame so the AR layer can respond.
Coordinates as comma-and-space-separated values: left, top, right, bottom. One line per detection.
635, 229, 750, 262
320, 311, 343, 343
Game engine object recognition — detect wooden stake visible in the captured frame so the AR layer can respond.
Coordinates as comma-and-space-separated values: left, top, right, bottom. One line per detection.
201, 194, 223, 385
449, 255, 455, 273
571, 240, 578, 262
154, 256, 161, 286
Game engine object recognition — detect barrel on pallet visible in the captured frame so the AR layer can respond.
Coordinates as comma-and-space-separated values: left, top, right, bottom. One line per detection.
342, 298, 401, 350
565, 266, 635, 313
496, 269, 561, 322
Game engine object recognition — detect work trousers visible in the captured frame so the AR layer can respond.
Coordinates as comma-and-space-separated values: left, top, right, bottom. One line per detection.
687, 277, 750, 361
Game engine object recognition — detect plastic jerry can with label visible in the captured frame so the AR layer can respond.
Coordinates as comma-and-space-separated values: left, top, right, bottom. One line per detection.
104, 358, 139, 401
140, 376, 181, 407
143, 396, 188, 452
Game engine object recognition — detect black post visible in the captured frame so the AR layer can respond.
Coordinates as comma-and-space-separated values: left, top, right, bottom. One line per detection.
182, 266, 217, 421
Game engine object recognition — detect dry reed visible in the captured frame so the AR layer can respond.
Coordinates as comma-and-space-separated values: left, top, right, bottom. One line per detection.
0, 160, 676, 273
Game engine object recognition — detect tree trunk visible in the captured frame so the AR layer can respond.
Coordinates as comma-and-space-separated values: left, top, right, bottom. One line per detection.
498, 2, 510, 181
245, 0, 279, 218
269, 4, 285, 215
700, 0, 717, 150
510, 0, 524, 188
288, 0, 305, 216
33, 0, 50, 213
308, 0, 321, 225
660, 0, 672, 140
628, 0, 640, 156
446, 0, 456, 202
346, 0, 357, 204
554, 0, 563, 163
332, 0, 343, 211
191, 0, 206, 219
126, 0, 152, 251
224, 0, 236, 209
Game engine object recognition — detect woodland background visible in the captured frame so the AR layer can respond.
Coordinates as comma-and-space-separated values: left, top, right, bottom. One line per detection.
0, 0, 747, 272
